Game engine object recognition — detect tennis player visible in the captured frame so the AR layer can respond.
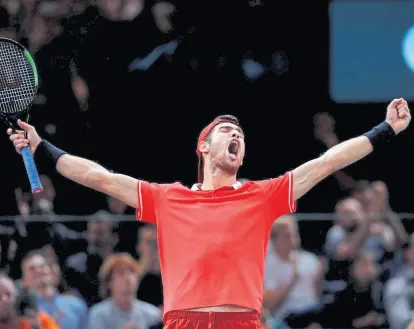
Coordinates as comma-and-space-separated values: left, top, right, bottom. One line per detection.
8, 98, 410, 329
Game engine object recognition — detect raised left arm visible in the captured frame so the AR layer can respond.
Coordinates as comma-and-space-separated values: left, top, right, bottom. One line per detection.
292, 136, 373, 201
292, 98, 411, 202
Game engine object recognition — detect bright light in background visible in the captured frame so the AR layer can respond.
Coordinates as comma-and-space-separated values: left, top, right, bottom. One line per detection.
402, 25, 414, 72
329, 0, 414, 103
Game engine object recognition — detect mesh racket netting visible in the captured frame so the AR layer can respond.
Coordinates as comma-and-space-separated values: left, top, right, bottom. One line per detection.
0, 41, 36, 114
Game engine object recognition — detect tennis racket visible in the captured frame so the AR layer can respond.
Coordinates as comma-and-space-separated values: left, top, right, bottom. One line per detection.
0, 37, 43, 193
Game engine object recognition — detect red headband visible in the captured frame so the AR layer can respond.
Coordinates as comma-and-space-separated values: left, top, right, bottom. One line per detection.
196, 118, 234, 183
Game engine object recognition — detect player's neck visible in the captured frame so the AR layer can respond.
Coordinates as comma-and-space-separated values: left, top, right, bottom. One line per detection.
202, 170, 237, 190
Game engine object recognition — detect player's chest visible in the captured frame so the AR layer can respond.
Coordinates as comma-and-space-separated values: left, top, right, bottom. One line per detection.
157, 198, 269, 240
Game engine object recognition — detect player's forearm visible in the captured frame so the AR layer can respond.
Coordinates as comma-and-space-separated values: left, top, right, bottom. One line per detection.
56, 154, 110, 190
292, 136, 373, 200
34, 140, 138, 208
293, 122, 397, 201
322, 136, 373, 173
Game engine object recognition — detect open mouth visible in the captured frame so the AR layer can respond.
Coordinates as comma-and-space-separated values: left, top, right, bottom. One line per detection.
228, 140, 239, 157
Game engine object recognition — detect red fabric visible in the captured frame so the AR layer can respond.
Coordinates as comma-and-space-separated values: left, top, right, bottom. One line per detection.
164, 311, 263, 329
135, 172, 296, 315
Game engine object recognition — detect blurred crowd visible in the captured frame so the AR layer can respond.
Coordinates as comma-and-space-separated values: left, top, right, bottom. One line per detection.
1, 1, 414, 329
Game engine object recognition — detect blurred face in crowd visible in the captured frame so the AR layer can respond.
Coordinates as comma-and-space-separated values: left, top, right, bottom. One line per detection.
97, 0, 143, 21
22, 255, 52, 290
351, 253, 378, 288
335, 198, 364, 230
351, 184, 375, 211
137, 226, 160, 273
271, 216, 300, 256
41, 247, 62, 288
97, 0, 122, 20
0, 277, 16, 324
200, 122, 245, 178
109, 265, 139, 301
87, 221, 116, 255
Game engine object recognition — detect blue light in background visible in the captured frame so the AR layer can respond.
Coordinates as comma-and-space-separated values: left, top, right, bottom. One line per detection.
402, 25, 414, 72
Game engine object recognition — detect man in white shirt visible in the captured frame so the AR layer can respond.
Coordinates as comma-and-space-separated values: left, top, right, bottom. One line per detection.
264, 215, 325, 327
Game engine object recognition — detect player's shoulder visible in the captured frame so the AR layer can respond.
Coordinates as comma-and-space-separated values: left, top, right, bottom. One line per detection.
250, 172, 291, 190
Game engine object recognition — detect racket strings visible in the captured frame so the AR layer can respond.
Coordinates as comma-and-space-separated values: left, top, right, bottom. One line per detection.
0, 42, 36, 114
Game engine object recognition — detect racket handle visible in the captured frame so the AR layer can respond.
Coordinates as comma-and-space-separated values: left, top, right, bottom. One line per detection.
21, 146, 43, 194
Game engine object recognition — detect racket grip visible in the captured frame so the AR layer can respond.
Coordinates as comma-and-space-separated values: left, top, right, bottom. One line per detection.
21, 146, 43, 194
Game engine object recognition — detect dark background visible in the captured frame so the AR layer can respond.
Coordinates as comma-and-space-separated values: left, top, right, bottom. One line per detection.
0, 0, 412, 216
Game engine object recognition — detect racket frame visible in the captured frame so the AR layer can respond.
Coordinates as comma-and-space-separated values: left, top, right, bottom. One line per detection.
0, 37, 43, 194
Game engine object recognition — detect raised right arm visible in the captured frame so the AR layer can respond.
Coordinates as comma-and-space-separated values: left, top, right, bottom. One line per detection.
56, 154, 138, 208
8, 120, 138, 208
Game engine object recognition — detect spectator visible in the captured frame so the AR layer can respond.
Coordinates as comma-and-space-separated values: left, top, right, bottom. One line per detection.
0, 272, 61, 329
20, 251, 87, 329
136, 224, 163, 308
10, 175, 85, 279
384, 233, 414, 329
264, 215, 325, 328
40, 246, 70, 294
88, 253, 162, 329
106, 196, 137, 256
325, 198, 373, 261
323, 252, 385, 329
65, 211, 118, 306
324, 197, 377, 281
325, 192, 407, 280
369, 181, 408, 251
352, 181, 407, 252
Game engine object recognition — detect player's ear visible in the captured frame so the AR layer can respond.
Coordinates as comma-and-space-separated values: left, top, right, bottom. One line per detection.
199, 141, 209, 154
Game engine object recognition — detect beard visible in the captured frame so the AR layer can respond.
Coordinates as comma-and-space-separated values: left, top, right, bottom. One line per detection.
210, 151, 240, 176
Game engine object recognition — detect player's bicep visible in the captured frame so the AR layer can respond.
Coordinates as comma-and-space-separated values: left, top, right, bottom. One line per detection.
291, 156, 333, 201
104, 173, 139, 208
258, 172, 296, 222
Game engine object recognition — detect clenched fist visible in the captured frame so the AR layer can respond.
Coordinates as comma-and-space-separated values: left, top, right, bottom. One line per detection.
386, 98, 411, 134
7, 119, 42, 155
